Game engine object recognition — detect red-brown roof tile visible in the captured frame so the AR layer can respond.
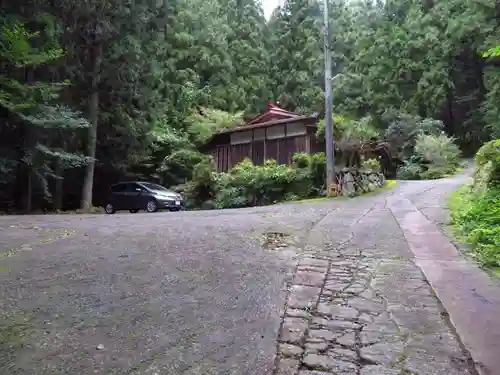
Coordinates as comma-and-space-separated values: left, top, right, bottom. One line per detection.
244, 101, 302, 126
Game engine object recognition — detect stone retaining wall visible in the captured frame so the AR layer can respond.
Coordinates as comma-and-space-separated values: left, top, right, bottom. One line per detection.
337, 169, 386, 197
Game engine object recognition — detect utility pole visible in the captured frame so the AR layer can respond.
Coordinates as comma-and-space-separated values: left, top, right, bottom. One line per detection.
323, 0, 335, 195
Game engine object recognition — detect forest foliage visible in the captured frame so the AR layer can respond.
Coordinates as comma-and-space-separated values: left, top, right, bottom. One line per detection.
449, 139, 500, 269
1, 0, 500, 212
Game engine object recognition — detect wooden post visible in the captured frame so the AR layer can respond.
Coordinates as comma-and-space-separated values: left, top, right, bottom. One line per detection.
263, 127, 267, 162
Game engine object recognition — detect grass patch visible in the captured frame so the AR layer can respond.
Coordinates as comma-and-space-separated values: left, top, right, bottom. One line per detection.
287, 179, 397, 204
448, 184, 500, 271
0, 310, 35, 370
287, 196, 337, 204
445, 166, 464, 177
0, 229, 76, 259
363, 179, 397, 196
54, 206, 104, 214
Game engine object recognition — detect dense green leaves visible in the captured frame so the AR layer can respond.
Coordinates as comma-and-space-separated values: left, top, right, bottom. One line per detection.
449, 184, 500, 269
268, 0, 323, 114
2, 0, 500, 212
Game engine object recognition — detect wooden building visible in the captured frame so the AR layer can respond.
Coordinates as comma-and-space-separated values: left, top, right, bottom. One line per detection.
201, 101, 323, 172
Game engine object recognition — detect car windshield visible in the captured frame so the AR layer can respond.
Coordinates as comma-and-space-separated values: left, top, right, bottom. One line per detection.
141, 182, 170, 191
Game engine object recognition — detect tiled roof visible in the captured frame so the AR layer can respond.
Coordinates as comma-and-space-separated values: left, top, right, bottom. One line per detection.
204, 101, 318, 143
244, 101, 302, 126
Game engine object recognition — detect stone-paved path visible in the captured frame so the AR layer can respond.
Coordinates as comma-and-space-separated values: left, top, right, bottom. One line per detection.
273, 188, 477, 375
1, 168, 499, 375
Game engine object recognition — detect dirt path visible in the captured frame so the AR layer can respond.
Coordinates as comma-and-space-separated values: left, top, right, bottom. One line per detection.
0, 170, 498, 375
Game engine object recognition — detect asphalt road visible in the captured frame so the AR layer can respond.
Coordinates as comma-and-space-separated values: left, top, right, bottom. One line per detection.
0, 201, 336, 375
0, 168, 496, 375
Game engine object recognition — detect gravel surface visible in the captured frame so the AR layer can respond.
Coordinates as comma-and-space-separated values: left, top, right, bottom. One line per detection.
0, 168, 486, 375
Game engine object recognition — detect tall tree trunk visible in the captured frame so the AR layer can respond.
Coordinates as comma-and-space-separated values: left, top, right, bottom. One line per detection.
81, 45, 102, 210
54, 159, 63, 210
23, 168, 32, 214
22, 68, 35, 214
81, 90, 99, 209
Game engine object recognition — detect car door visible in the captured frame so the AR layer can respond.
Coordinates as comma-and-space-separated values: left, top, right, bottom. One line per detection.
126, 183, 145, 209
109, 183, 127, 209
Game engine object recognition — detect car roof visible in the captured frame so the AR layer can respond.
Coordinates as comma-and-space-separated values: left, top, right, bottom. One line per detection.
111, 181, 136, 186
112, 181, 149, 185
111, 181, 165, 186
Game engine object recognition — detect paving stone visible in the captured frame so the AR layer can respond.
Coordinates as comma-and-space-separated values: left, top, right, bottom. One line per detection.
279, 343, 304, 357
328, 270, 351, 277
328, 347, 357, 361
303, 354, 358, 373
359, 365, 400, 375
389, 305, 459, 340
298, 265, 328, 273
324, 281, 349, 292
405, 348, 475, 375
317, 304, 358, 320
312, 317, 360, 330
288, 285, 321, 309
344, 284, 366, 294
355, 271, 371, 278
281, 317, 308, 344
359, 341, 405, 365
300, 258, 329, 268
328, 271, 352, 278
360, 316, 400, 345
336, 332, 356, 347
270, 178, 481, 375
305, 341, 329, 353
341, 248, 361, 256
331, 261, 354, 268
358, 313, 375, 324
286, 308, 311, 318
308, 329, 337, 342
295, 270, 326, 287
346, 297, 384, 314
406, 332, 463, 357
276, 358, 300, 375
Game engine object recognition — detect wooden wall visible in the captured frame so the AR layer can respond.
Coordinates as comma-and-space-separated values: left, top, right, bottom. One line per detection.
207, 121, 319, 172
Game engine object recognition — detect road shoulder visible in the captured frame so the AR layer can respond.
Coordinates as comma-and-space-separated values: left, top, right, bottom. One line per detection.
388, 194, 500, 375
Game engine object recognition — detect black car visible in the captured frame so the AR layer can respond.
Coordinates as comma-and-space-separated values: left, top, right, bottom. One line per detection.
104, 181, 184, 214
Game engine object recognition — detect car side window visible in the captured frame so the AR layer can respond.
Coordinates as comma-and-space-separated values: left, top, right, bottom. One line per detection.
110, 183, 126, 193
126, 183, 143, 192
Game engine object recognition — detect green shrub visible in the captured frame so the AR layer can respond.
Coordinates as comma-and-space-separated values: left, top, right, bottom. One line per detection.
361, 157, 381, 171
174, 156, 218, 209
292, 152, 326, 194
396, 133, 461, 180
396, 161, 423, 180
420, 166, 456, 180
414, 133, 461, 168
309, 153, 326, 191
449, 185, 500, 268
382, 110, 444, 160
214, 158, 312, 208
475, 139, 500, 188
475, 139, 500, 166
160, 149, 209, 185
184, 151, 385, 209
292, 152, 310, 169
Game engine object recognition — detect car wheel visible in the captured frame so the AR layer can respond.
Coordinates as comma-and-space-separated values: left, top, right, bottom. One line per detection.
105, 203, 116, 214
146, 199, 158, 213
129, 209, 139, 213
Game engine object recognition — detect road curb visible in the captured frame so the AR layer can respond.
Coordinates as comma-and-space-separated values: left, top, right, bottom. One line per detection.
388, 196, 500, 375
